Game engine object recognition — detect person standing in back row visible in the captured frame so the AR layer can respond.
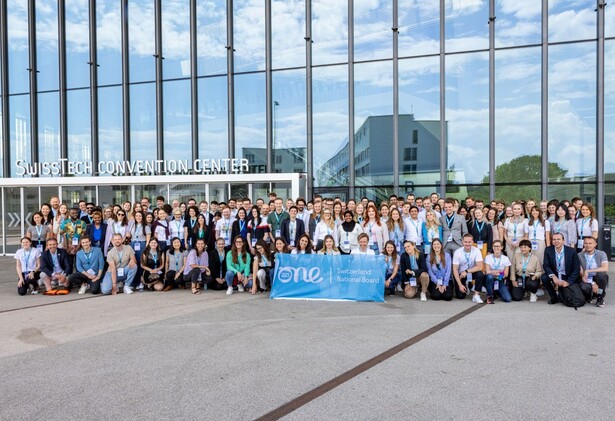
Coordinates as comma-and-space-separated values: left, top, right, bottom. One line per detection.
440, 198, 468, 257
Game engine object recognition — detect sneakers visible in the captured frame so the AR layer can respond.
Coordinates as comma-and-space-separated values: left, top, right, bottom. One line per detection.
486, 296, 494, 304
420, 292, 427, 302
536, 288, 545, 297
30, 288, 39, 295
472, 294, 483, 304
596, 298, 605, 308
123, 285, 133, 295
78, 284, 87, 295
226, 286, 233, 295
530, 293, 538, 303
238, 284, 245, 293
117, 281, 124, 290
137, 283, 144, 292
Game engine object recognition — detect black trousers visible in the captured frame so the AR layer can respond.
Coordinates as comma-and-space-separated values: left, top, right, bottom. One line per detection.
17, 272, 40, 296
67, 272, 101, 294
510, 276, 540, 301
428, 281, 453, 301
579, 272, 609, 300
455, 271, 485, 299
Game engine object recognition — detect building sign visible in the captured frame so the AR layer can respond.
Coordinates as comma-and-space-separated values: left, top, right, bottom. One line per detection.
15, 158, 250, 177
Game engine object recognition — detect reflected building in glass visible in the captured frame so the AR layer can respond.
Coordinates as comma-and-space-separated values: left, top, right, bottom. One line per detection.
0, 0, 613, 229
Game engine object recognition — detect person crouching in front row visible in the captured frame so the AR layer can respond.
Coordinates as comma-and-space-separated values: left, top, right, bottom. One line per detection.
101, 233, 138, 295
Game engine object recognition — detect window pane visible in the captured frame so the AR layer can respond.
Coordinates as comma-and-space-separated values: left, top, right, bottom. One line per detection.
495, 0, 541, 47
197, 0, 227, 76
10, 95, 31, 177
234, 0, 265, 73
38, 92, 60, 175
67, 89, 91, 168
605, 184, 615, 257
354, 61, 393, 186
7, 2, 29, 94
98, 86, 123, 165
272, 69, 307, 173
36, 1, 59, 91
313, 65, 348, 187
606, 41, 615, 181
445, 0, 489, 52
235, 73, 266, 170
495, 184, 541, 204
399, 56, 441, 190
163, 79, 191, 162
495, 47, 541, 183
548, 43, 596, 181
97, 0, 122, 86
312, 0, 347, 66
66, 0, 91, 89
162, 0, 190, 79
548, 0, 596, 43
131, 82, 157, 163
198, 76, 228, 162
272, 0, 305, 69
547, 183, 596, 204
354, 0, 392, 61
446, 52, 489, 184
129, 0, 155, 82
445, 184, 490, 203
399, 0, 439, 57
607, 2, 615, 38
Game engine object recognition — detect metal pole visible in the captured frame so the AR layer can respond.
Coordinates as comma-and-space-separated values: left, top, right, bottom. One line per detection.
596, 0, 606, 244
155, 0, 164, 163
121, 0, 131, 162
305, 0, 314, 196
265, 0, 273, 172
190, 0, 198, 166
541, 0, 548, 199
58, 0, 68, 163
488, 0, 495, 200
226, 0, 235, 160
0, 0, 10, 177
88, 0, 99, 175
392, 0, 399, 195
28, 0, 39, 166
348, 0, 355, 199
439, 0, 446, 196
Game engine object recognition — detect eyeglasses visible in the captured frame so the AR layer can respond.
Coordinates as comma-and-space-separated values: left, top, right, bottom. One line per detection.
117, 213, 125, 216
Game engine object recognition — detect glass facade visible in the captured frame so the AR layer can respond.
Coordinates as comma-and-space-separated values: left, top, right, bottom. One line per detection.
0, 0, 612, 225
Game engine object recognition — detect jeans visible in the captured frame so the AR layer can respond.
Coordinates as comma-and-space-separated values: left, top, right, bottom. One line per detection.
385, 271, 401, 293
101, 265, 138, 294
225, 270, 253, 289
485, 274, 511, 302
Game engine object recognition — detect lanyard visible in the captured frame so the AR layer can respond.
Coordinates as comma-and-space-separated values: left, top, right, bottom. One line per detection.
239, 220, 246, 233
445, 214, 454, 229
521, 254, 530, 275
464, 251, 472, 267
151, 252, 158, 266
555, 250, 564, 272
175, 253, 181, 270
586, 253, 596, 269
368, 222, 375, 235
175, 220, 183, 235
289, 221, 295, 238
114, 222, 122, 234
24, 250, 32, 271
84, 251, 92, 266
492, 256, 501, 270
35, 225, 43, 240
51, 252, 59, 268
274, 212, 282, 224
532, 220, 539, 239
410, 219, 419, 236
117, 250, 123, 267
475, 221, 484, 235
190, 218, 196, 229
410, 254, 417, 270
579, 217, 590, 236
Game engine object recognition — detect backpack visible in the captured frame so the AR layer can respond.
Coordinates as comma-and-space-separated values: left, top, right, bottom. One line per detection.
559, 283, 586, 310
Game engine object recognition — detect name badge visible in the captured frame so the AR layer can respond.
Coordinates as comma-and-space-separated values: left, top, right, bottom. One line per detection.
466, 272, 473, 282
409, 277, 417, 287
86, 269, 96, 276
519, 276, 525, 288
72, 237, 79, 246
166, 239, 170, 246
447, 235, 453, 242
557, 272, 563, 280
577, 239, 584, 249
494, 280, 499, 291
117, 267, 125, 277
477, 241, 483, 248
437, 278, 443, 286
290, 240, 295, 247
37, 244, 43, 252
368, 240, 374, 246
531, 241, 538, 251
251, 238, 257, 247
275, 229, 281, 237
343, 240, 350, 247
423, 245, 431, 255
133, 242, 141, 251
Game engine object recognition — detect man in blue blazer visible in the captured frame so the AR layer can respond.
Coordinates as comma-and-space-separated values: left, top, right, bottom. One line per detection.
541, 232, 581, 305
39, 237, 73, 292
280, 206, 305, 251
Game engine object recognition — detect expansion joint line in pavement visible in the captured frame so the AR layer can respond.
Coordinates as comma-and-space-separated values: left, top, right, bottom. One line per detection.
255, 304, 483, 421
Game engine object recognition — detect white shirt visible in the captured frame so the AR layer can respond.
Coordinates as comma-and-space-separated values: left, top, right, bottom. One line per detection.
484, 254, 511, 271
215, 217, 235, 246
525, 219, 550, 241
15, 248, 41, 272
351, 248, 376, 255
418, 209, 441, 223
504, 218, 528, 241
404, 217, 423, 244
576, 217, 598, 237
452, 246, 483, 272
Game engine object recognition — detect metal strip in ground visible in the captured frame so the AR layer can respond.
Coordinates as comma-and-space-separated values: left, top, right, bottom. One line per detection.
255, 304, 483, 421
0, 295, 102, 314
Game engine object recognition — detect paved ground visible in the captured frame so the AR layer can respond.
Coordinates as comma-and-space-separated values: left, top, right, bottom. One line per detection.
0, 256, 613, 420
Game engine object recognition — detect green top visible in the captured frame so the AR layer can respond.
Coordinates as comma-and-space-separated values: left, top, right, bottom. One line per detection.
225, 250, 251, 276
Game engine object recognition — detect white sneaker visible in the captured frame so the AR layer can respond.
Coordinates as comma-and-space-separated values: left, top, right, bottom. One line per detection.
137, 283, 144, 292
472, 294, 483, 304
31, 289, 39, 295
78, 284, 87, 295
397, 283, 403, 292
420, 292, 427, 302
226, 286, 233, 295
530, 293, 537, 303
536, 288, 544, 297
123, 285, 133, 295
238, 284, 244, 292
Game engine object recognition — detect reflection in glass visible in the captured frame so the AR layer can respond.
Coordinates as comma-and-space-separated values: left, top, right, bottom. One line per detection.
98, 185, 130, 208
98, 86, 123, 167
495, 47, 541, 183
548, 0, 596, 43
354, 0, 392, 61
129, 0, 155, 82
445, 51, 489, 184
445, 0, 489, 52
446, 185, 490, 203
163, 80, 191, 163
235, 73, 266, 172
63, 185, 96, 206
197, 0, 227, 76
272, 0, 305, 69
7, 3, 29, 94
198, 76, 228, 162
313, 65, 348, 187
548, 43, 596, 181
162, 0, 190, 79
66, 0, 91, 89
4, 187, 22, 253
606, 41, 615, 181
312, 0, 348, 65
398, 57, 441, 190
607, 3, 615, 38
495, 0, 541, 48
130, 83, 157, 164
548, 184, 596, 205
170, 184, 206, 203
10, 95, 31, 177
97, 0, 122, 86
272, 69, 307, 173
354, 61, 393, 186
67, 89, 91, 168
37, 92, 61, 173
398, 0, 439, 57
234, 0, 265, 72
36, 1, 59, 91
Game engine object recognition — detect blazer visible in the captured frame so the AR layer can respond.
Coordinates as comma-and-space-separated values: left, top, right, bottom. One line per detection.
40, 248, 73, 276
208, 249, 228, 279
543, 245, 580, 284
86, 222, 108, 251
280, 218, 306, 246
440, 213, 468, 247
400, 251, 428, 284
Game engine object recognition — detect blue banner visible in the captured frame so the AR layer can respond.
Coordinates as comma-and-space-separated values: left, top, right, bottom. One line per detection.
270, 254, 386, 302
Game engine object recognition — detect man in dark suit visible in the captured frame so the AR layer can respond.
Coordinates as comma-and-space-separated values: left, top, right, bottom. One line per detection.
39, 237, 73, 293
280, 206, 305, 251
440, 199, 468, 256
541, 232, 581, 305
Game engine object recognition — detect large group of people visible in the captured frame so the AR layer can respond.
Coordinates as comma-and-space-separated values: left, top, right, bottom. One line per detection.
15, 192, 609, 308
